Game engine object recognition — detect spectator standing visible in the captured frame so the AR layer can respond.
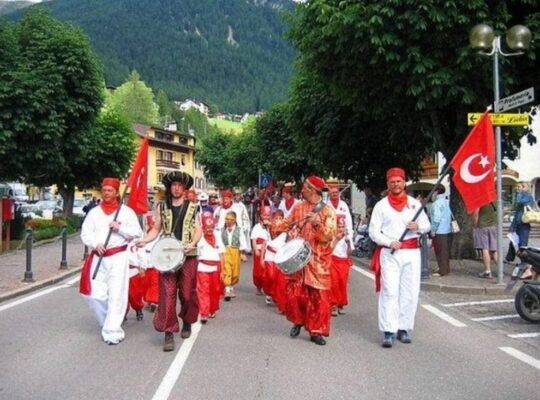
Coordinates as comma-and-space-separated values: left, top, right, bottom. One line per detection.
509, 182, 535, 249
471, 202, 497, 279
429, 185, 452, 277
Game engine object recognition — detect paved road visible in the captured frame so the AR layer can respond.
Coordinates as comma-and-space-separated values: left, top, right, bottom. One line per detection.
1, 259, 539, 400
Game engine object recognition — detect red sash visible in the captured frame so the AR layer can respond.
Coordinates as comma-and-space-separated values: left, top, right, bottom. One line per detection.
370, 238, 419, 292
199, 259, 221, 266
79, 245, 128, 295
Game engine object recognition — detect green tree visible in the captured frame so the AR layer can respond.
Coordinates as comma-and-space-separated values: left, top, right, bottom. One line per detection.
0, 9, 104, 211
62, 109, 136, 214
109, 70, 159, 125
197, 129, 235, 188
287, 1, 540, 255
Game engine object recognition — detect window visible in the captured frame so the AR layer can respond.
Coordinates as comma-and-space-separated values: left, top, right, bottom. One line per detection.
157, 150, 173, 161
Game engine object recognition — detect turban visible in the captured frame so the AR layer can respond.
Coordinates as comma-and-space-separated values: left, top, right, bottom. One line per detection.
161, 171, 194, 189
101, 177, 120, 190
221, 190, 233, 199
305, 175, 326, 192
201, 211, 215, 229
386, 167, 406, 180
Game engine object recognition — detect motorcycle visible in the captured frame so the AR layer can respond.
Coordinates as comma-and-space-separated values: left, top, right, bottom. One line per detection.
352, 227, 371, 258
506, 246, 540, 323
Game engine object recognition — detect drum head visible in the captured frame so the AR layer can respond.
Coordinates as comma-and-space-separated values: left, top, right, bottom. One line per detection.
275, 239, 305, 264
150, 237, 185, 272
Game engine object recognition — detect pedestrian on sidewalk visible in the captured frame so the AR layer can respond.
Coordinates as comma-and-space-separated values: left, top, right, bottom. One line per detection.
79, 178, 142, 346
369, 168, 431, 348
429, 184, 452, 277
471, 202, 497, 279
509, 182, 535, 249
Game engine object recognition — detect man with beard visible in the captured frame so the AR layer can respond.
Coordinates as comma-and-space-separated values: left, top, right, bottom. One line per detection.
369, 168, 431, 348
136, 171, 202, 351
284, 175, 337, 346
80, 178, 142, 345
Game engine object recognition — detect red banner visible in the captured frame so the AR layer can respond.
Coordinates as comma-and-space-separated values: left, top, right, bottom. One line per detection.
127, 137, 149, 215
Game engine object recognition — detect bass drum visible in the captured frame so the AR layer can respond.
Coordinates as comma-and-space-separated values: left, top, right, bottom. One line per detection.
275, 238, 312, 274
150, 237, 186, 273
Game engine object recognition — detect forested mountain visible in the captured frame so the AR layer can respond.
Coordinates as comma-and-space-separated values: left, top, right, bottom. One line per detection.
5, 0, 296, 113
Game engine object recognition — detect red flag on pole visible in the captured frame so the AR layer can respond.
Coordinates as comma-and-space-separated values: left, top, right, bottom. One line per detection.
449, 112, 496, 213
127, 137, 149, 215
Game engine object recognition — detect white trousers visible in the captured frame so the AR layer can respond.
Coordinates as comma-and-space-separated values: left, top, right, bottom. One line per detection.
85, 252, 129, 343
378, 247, 421, 333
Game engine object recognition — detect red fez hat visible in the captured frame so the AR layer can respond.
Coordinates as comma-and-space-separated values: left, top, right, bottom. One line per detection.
306, 175, 326, 192
386, 167, 406, 180
102, 177, 120, 190
221, 190, 233, 198
201, 211, 215, 228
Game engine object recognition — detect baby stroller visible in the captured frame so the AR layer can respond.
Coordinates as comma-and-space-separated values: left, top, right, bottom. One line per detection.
352, 222, 371, 258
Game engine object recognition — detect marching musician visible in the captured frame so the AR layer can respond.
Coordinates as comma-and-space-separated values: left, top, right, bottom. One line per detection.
221, 210, 248, 301
283, 175, 337, 346
136, 171, 202, 352
278, 183, 299, 218
80, 177, 142, 346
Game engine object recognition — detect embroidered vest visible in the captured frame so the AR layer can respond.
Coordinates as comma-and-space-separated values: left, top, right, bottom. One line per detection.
221, 226, 241, 248
160, 201, 198, 256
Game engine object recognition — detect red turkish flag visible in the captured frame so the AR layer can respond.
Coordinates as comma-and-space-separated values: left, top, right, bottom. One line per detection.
127, 137, 149, 215
449, 112, 496, 213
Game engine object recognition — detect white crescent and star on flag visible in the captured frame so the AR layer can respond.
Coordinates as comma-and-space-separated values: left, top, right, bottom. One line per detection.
459, 153, 492, 184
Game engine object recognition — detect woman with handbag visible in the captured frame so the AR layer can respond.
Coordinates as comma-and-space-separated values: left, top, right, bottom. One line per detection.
509, 182, 535, 249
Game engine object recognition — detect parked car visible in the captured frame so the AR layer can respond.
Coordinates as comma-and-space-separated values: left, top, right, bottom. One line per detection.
17, 203, 42, 219
54, 198, 87, 217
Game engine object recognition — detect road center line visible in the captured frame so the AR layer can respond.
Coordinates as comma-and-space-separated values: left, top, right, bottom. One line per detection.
421, 304, 467, 327
499, 347, 540, 370
352, 265, 374, 280
471, 314, 519, 321
152, 322, 202, 400
441, 299, 514, 307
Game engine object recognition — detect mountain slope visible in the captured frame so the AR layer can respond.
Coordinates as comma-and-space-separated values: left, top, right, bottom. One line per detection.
8, 0, 297, 112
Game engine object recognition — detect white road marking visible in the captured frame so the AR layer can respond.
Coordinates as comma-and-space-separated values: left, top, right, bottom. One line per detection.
471, 314, 520, 321
352, 265, 374, 280
64, 275, 80, 286
0, 286, 64, 312
499, 347, 540, 370
421, 304, 467, 327
442, 299, 514, 307
507, 332, 540, 339
152, 322, 202, 400
0, 275, 79, 312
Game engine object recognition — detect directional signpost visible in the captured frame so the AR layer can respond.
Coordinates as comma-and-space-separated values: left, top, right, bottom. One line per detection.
496, 87, 534, 112
467, 113, 530, 126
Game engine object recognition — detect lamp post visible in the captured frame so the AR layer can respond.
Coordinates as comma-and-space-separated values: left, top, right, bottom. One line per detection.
469, 24, 532, 284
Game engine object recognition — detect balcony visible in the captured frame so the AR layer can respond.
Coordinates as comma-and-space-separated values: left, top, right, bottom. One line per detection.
156, 159, 180, 169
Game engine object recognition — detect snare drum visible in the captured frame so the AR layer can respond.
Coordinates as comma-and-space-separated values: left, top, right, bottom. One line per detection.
275, 239, 312, 274
150, 237, 186, 273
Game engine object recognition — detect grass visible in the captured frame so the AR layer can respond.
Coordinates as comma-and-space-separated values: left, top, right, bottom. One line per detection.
208, 118, 244, 134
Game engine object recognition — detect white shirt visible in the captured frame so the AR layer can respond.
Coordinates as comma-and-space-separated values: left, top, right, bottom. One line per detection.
332, 237, 350, 258
81, 204, 142, 250
327, 199, 354, 240
250, 223, 270, 250
278, 198, 299, 218
197, 232, 225, 272
264, 232, 287, 263
369, 196, 431, 247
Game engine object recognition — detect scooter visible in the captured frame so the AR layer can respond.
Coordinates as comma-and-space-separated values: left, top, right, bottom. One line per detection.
506, 246, 540, 323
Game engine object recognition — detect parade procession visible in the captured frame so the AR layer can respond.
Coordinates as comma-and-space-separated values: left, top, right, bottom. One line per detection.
2, 1, 540, 399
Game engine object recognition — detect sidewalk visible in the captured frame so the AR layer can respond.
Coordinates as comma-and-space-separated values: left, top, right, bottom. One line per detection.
0, 234, 85, 303
354, 235, 540, 296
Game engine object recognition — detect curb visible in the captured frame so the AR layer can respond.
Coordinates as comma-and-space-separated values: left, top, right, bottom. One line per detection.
352, 256, 507, 296
0, 265, 82, 304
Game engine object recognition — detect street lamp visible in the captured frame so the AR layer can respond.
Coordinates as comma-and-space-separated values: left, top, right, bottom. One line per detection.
469, 23, 532, 284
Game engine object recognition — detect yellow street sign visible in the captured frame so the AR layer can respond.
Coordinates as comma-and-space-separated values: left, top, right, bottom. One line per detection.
467, 113, 530, 126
